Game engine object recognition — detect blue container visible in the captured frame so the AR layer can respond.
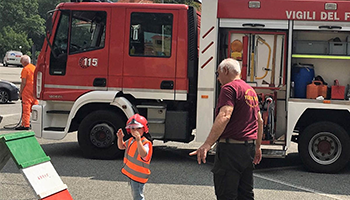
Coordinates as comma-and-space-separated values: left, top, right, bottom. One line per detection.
292, 64, 315, 98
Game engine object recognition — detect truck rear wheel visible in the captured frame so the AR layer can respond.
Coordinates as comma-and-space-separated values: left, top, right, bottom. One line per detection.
78, 110, 125, 159
298, 121, 350, 173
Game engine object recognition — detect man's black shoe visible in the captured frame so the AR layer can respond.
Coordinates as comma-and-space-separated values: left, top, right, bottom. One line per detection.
15, 126, 30, 130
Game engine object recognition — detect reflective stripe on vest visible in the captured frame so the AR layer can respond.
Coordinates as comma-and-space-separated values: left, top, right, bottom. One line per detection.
122, 137, 152, 183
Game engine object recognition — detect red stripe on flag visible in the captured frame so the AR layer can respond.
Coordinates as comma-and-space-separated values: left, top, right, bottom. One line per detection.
42, 189, 73, 200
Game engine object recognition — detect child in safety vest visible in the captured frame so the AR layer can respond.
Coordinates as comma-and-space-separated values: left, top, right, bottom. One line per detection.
116, 114, 153, 200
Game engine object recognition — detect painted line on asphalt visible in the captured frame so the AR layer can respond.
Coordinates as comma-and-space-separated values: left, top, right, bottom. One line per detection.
254, 173, 343, 200
254, 165, 302, 172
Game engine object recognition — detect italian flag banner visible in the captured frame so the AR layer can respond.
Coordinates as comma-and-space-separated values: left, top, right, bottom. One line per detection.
0, 131, 73, 199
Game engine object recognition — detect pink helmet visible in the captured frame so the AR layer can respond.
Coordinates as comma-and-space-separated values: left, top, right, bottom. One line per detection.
125, 114, 149, 134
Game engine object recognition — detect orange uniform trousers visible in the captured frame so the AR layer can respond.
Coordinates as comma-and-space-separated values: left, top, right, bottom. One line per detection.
21, 90, 38, 128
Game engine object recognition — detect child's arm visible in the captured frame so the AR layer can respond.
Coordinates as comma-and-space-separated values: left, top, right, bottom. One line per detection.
116, 128, 126, 150
135, 138, 148, 158
131, 129, 148, 157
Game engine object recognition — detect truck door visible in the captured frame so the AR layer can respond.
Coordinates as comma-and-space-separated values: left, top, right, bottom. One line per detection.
45, 9, 110, 101
122, 9, 178, 100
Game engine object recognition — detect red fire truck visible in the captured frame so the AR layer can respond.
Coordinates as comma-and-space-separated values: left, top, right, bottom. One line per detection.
33, 1, 199, 159
33, 0, 350, 173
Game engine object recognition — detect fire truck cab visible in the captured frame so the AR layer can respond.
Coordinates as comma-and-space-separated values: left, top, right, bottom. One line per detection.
33, 2, 199, 159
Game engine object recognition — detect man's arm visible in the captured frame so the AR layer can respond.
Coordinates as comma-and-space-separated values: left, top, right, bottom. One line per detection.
189, 105, 233, 164
253, 111, 263, 164
204, 105, 233, 146
19, 78, 26, 100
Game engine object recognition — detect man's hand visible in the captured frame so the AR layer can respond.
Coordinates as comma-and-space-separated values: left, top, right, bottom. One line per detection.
253, 147, 262, 165
189, 143, 211, 164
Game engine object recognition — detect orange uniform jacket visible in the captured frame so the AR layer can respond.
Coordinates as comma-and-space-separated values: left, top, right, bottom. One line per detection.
21, 63, 36, 98
20, 63, 38, 127
122, 137, 153, 184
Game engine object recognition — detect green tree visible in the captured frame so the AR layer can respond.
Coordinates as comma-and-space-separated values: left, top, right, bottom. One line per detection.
36, 0, 69, 53
38, 0, 69, 19
0, 27, 32, 55
0, 0, 45, 58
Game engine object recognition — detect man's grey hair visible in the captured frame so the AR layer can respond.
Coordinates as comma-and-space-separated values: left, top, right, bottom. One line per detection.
218, 58, 241, 75
21, 55, 31, 65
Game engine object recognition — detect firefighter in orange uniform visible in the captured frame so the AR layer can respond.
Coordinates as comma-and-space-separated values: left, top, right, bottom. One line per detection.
15, 55, 38, 130
117, 114, 153, 200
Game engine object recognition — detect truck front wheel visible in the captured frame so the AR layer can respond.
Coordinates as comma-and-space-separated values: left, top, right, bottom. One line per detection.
298, 121, 350, 173
78, 110, 125, 159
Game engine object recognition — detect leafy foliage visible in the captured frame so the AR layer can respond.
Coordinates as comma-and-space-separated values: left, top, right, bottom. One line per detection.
0, 27, 33, 55
38, 0, 66, 19
0, 0, 68, 59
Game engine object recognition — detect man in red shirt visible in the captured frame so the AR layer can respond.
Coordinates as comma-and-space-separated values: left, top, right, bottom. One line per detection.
15, 55, 38, 130
190, 58, 263, 199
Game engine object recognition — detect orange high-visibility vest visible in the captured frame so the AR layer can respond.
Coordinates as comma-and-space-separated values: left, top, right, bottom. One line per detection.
122, 137, 153, 183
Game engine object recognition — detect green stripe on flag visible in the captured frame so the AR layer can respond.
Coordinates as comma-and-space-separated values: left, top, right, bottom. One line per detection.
0, 141, 10, 171
0, 131, 50, 169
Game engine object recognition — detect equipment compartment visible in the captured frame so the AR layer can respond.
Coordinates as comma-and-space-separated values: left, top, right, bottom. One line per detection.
293, 40, 328, 54
227, 30, 287, 88
291, 29, 350, 100
329, 42, 347, 55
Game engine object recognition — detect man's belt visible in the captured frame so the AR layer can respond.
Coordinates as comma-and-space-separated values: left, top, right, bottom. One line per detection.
219, 138, 255, 144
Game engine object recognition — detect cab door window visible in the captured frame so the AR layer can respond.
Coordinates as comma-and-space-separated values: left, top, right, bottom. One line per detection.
129, 12, 173, 57
70, 11, 107, 54
49, 10, 106, 75
50, 11, 69, 75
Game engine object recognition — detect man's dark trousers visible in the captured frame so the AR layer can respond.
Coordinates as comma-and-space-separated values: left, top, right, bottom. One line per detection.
211, 142, 256, 200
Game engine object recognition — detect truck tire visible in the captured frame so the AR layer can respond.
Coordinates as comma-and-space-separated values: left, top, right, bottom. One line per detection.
298, 121, 350, 173
78, 110, 125, 159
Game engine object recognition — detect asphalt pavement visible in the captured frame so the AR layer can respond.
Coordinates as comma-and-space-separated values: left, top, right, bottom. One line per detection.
0, 63, 22, 84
